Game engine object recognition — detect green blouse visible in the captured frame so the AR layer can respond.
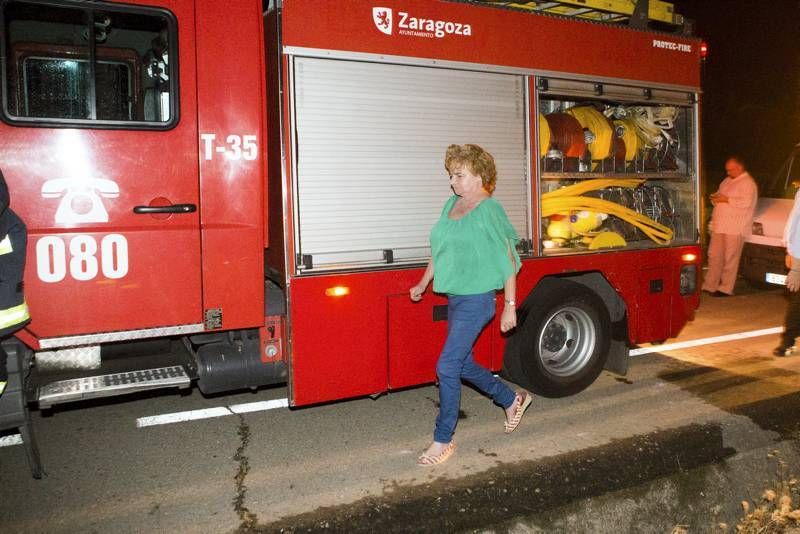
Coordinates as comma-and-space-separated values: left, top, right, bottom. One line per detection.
430, 195, 521, 295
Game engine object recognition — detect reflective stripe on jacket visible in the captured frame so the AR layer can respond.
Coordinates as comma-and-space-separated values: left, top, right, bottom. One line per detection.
0, 301, 29, 330
0, 234, 11, 255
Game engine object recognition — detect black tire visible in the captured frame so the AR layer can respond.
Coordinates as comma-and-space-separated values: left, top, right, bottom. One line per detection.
503, 280, 611, 398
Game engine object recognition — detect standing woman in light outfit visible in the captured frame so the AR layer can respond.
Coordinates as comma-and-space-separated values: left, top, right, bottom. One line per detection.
410, 144, 532, 466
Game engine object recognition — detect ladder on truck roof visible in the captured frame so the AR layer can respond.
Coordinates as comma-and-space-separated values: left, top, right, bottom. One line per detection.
473, 0, 690, 33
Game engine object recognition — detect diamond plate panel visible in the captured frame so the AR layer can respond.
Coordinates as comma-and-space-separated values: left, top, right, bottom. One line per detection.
36, 346, 101, 370
39, 323, 205, 349
38, 366, 190, 407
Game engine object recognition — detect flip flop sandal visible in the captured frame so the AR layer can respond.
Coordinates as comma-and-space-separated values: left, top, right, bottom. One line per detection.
504, 391, 533, 434
417, 442, 456, 467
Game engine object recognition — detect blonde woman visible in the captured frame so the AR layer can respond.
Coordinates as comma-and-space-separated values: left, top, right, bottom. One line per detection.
410, 144, 532, 466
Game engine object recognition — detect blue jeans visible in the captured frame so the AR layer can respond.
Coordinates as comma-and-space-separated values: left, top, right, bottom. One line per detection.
434, 291, 517, 443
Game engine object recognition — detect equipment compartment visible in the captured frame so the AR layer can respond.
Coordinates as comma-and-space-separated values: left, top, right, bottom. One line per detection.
536, 77, 697, 254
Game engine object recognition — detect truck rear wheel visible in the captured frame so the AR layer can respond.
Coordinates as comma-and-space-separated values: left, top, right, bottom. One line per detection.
504, 280, 611, 398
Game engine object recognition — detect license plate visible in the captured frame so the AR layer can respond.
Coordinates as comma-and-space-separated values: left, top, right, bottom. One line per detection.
766, 272, 787, 285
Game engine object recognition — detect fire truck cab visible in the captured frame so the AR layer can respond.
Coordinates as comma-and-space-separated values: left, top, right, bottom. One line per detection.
0, 0, 702, 415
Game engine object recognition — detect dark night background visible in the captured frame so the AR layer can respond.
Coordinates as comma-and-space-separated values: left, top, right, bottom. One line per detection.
673, 0, 800, 194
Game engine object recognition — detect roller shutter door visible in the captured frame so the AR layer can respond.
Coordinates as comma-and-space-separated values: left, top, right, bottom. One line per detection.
291, 57, 529, 272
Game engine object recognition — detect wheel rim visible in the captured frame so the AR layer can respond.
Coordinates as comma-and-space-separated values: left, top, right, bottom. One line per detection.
537, 305, 596, 377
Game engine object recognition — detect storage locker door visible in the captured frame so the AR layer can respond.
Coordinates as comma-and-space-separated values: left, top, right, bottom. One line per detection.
292, 58, 529, 272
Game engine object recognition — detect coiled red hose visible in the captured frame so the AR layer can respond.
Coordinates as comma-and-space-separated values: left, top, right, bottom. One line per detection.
545, 113, 586, 158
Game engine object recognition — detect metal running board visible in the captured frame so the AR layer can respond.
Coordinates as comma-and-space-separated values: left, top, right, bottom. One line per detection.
37, 366, 191, 408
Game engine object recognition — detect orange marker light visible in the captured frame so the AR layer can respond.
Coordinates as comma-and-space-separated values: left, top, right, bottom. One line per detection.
681, 253, 697, 262
325, 286, 351, 297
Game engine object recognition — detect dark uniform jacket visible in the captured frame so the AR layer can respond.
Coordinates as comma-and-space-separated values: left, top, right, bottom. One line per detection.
0, 168, 29, 337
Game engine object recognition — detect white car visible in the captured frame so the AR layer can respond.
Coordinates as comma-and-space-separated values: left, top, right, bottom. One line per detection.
741, 143, 800, 286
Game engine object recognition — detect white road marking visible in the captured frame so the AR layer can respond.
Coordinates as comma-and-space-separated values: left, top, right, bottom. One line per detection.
133, 326, 784, 429
629, 326, 783, 357
1, 327, 785, 441
136, 398, 289, 428
0, 434, 23, 448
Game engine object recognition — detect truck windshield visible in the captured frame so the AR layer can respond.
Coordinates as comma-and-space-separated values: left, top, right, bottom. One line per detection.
764, 149, 800, 199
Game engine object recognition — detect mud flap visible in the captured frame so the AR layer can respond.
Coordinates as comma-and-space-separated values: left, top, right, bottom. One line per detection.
603, 319, 630, 376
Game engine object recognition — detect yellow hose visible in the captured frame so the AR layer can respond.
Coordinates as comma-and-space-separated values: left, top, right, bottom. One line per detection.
543, 179, 643, 198
565, 106, 613, 160
538, 113, 551, 156
542, 197, 673, 244
613, 119, 639, 161
542, 179, 673, 244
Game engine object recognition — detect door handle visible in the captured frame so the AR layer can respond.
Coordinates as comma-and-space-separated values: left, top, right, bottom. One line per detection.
133, 204, 197, 214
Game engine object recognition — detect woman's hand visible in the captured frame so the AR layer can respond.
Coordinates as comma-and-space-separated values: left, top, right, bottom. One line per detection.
500, 305, 517, 332
410, 260, 434, 302
409, 283, 426, 302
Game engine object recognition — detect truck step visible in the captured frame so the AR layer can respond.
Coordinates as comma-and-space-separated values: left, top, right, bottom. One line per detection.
37, 366, 191, 408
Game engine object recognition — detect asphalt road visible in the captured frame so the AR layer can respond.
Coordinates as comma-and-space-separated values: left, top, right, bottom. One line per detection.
2, 283, 800, 533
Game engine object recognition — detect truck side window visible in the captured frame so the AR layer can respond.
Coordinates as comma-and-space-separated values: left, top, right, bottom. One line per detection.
1, 0, 177, 127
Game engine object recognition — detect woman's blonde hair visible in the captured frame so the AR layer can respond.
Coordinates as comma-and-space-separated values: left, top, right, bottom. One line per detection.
444, 144, 498, 194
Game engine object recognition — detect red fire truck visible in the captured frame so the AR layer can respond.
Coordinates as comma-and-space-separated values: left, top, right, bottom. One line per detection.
0, 0, 701, 413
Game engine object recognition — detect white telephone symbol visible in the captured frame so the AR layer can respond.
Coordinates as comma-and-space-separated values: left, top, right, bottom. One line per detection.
41, 177, 120, 224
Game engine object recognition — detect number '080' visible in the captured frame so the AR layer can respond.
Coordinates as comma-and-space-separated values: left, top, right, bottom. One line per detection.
36, 235, 129, 283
